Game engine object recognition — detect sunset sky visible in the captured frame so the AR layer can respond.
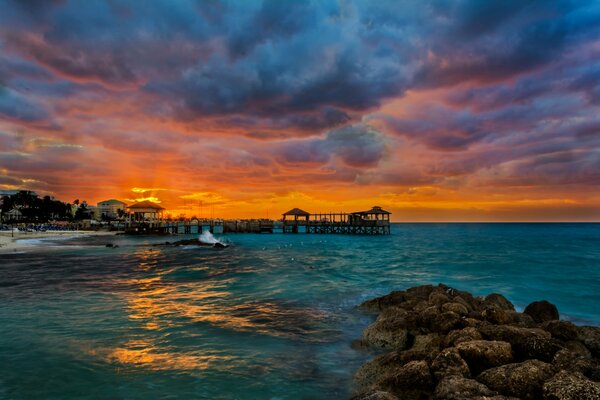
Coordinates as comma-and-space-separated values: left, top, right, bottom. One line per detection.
1, 0, 599, 221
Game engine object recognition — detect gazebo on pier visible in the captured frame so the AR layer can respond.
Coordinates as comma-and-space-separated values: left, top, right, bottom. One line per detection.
282, 206, 391, 235
282, 208, 311, 233
127, 200, 165, 221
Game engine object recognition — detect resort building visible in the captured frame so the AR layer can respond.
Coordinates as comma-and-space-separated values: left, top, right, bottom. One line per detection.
127, 200, 165, 221
97, 199, 126, 219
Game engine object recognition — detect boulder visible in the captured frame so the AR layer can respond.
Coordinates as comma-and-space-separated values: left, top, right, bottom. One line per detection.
362, 310, 412, 350
578, 326, 600, 358
479, 325, 562, 362
482, 293, 515, 311
352, 391, 399, 400
543, 370, 600, 400
552, 348, 600, 382
411, 333, 443, 352
433, 376, 496, 400
524, 300, 559, 323
385, 360, 433, 390
482, 307, 518, 325
442, 302, 469, 316
436, 311, 465, 333
445, 327, 483, 347
354, 349, 439, 389
456, 340, 513, 375
477, 360, 555, 399
360, 291, 407, 311
543, 320, 579, 341
431, 347, 471, 380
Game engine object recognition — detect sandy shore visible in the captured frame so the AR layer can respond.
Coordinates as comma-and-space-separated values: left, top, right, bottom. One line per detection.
0, 230, 119, 253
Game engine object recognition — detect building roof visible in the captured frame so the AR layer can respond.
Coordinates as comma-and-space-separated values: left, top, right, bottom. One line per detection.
352, 206, 391, 215
98, 199, 126, 205
127, 200, 165, 210
282, 207, 311, 216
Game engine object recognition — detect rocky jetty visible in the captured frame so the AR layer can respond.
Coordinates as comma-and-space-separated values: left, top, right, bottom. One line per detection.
353, 284, 600, 400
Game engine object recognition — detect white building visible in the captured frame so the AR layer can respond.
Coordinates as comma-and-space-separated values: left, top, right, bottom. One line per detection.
97, 199, 126, 219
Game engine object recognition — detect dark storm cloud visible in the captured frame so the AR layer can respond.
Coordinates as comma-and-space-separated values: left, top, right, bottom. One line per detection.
1, 0, 599, 130
275, 124, 387, 167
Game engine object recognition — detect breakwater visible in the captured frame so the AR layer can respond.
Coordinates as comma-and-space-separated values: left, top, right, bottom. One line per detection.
353, 284, 600, 399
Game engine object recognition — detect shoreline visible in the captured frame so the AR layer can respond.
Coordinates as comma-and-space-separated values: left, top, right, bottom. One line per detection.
0, 230, 119, 253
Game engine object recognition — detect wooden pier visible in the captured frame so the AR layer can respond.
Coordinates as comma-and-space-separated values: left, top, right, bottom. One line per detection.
282, 206, 391, 235
121, 206, 391, 236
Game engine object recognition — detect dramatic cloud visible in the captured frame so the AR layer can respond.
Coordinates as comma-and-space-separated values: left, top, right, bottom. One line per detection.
0, 0, 598, 220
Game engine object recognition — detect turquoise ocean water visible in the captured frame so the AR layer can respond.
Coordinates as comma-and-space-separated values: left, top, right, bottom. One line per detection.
1, 223, 599, 399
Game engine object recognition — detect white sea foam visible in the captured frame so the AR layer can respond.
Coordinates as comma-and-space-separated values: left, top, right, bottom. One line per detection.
198, 230, 228, 245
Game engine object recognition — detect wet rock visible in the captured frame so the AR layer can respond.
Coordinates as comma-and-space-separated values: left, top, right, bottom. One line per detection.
385, 360, 433, 390
543, 370, 600, 400
442, 302, 469, 316
406, 285, 436, 301
361, 308, 413, 350
362, 321, 410, 350
477, 360, 555, 399
552, 348, 600, 381
445, 327, 483, 347
429, 291, 450, 307
433, 376, 496, 400
524, 300, 559, 323
355, 349, 433, 389
430, 311, 464, 334
431, 347, 471, 380
543, 320, 579, 341
578, 326, 600, 358
482, 293, 515, 311
479, 325, 562, 362
360, 291, 407, 311
456, 340, 513, 375
352, 391, 399, 400
411, 333, 443, 352
482, 307, 517, 325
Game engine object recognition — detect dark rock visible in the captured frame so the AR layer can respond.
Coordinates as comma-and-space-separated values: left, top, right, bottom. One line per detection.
352, 391, 399, 400
552, 348, 600, 381
431, 347, 471, 380
354, 349, 437, 389
456, 340, 513, 375
411, 333, 444, 352
105, 243, 114, 247
543, 370, 600, 399
385, 360, 434, 390
442, 302, 469, 316
578, 326, 600, 358
482, 293, 515, 311
477, 360, 555, 399
524, 300, 559, 323
543, 320, 579, 341
445, 327, 483, 347
362, 315, 411, 350
482, 307, 518, 325
433, 376, 496, 400
479, 325, 563, 362
436, 311, 464, 333
360, 291, 407, 312
406, 285, 436, 301
429, 291, 450, 307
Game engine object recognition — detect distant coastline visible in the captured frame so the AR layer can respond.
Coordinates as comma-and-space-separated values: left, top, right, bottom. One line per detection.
0, 230, 118, 253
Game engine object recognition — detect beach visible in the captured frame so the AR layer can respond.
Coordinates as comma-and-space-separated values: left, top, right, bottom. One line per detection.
0, 230, 119, 253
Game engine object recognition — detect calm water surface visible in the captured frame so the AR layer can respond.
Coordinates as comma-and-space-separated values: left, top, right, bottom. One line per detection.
1, 223, 599, 399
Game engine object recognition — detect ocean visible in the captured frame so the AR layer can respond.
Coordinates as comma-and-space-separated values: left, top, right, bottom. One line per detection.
1, 223, 599, 399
